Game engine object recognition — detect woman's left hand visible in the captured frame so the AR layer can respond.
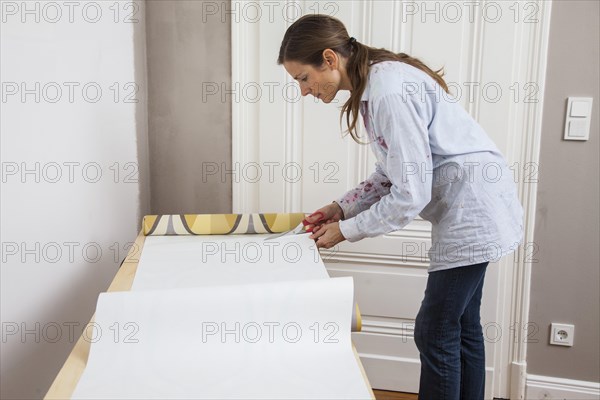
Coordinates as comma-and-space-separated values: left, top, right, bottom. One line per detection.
309, 221, 346, 249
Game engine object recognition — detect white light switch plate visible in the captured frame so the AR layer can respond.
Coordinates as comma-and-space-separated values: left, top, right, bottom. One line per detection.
564, 97, 593, 141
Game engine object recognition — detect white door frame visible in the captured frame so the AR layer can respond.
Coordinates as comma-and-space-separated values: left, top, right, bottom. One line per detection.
231, 1, 552, 397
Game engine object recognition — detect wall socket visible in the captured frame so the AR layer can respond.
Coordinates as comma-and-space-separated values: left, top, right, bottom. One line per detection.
549, 323, 575, 346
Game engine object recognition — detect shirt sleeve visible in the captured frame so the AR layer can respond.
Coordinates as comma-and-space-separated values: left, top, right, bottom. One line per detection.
334, 161, 392, 220
339, 92, 433, 242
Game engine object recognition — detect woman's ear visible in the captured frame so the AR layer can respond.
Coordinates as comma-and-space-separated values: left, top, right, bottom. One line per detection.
322, 48, 338, 69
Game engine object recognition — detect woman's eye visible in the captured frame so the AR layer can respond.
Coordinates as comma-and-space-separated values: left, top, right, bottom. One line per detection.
301, 76, 308, 82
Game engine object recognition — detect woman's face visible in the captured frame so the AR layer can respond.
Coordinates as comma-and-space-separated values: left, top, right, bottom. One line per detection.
283, 50, 344, 103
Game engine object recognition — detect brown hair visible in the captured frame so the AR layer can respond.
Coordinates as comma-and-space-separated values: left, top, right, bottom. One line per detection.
277, 14, 449, 143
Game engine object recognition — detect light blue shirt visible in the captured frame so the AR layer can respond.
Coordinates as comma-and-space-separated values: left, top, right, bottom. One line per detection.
336, 61, 524, 272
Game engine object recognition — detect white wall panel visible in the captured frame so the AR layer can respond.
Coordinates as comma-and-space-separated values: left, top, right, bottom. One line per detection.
232, 1, 551, 396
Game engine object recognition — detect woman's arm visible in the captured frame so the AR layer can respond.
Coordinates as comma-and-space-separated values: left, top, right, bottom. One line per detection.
335, 161, 392, 221
339, 92, 433, 242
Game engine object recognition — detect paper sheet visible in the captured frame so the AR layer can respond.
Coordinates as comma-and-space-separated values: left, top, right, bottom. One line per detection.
71, 277, 372, 399
130, 234, 330, 290
131, 235, 361, 331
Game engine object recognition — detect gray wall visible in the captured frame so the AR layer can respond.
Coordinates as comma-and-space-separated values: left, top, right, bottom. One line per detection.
528, 0, 599, 382
146, 0, 232, 215
135, 1, 151, 227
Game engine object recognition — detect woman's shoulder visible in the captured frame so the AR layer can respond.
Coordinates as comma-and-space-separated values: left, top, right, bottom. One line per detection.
367, 60, 437, 100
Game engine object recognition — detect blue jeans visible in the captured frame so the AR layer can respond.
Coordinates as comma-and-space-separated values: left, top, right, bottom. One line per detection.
414, 262, 488, 400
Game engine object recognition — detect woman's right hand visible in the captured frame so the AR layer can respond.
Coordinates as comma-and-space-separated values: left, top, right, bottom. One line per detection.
304, 202, 345, 233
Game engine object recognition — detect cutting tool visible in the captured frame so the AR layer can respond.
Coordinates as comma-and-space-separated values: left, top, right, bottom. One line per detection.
263, 212, 324, 241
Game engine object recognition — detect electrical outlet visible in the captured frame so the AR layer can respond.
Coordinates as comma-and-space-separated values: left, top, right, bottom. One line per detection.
549, 323, 575, 347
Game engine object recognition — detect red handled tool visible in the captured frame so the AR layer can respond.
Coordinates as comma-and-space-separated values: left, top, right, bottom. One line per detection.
263, 212, 325, 241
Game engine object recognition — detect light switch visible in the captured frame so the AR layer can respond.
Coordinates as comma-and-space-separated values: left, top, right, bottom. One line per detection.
564, 97, 593, 141
570, 100, 590, 117
569, 120, 587, 137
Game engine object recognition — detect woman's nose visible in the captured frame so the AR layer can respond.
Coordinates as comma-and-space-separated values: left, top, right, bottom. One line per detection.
300, 83, 311, 97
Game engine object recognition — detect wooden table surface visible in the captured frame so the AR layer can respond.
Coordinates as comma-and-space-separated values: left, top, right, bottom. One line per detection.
45, 229, 375, 399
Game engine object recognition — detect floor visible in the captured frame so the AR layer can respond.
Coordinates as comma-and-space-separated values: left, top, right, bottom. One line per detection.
373, 390, 418, 400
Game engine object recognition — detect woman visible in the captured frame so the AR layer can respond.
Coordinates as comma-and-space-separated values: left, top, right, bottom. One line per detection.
278, 14, 523, 400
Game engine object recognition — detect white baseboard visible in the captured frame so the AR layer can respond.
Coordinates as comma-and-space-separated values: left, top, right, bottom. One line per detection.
526, 374, 600, 400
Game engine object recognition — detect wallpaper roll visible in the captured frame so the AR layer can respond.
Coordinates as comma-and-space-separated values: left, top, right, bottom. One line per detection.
143, 213, 307, 236
132, 235, 362, 333
71, 278, 373, 399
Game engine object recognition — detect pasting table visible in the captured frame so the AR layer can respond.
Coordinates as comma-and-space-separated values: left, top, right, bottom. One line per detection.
45, 216, 375, 399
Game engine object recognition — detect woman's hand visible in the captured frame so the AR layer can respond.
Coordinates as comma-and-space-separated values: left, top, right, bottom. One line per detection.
303, 202, 345, 232
310, 221, 346, 249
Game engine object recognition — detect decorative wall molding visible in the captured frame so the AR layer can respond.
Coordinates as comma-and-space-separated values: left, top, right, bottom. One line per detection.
360, 317, 415, 337
231, 1, 552, 397
526, 374, 600, 400
323, 251, 430, 267
506, 1, 553, 398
